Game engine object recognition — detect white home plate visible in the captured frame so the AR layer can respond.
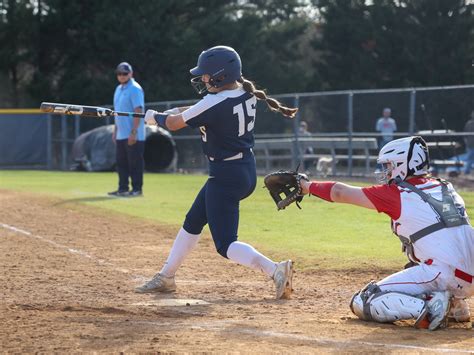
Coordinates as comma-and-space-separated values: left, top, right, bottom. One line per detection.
132, 299, 210, 307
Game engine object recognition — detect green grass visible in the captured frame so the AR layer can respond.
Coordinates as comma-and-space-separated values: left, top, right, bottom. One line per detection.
1, 170, 473, 270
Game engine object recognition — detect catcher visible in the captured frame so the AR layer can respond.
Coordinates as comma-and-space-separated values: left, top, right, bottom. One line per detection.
264, 136, 473, 330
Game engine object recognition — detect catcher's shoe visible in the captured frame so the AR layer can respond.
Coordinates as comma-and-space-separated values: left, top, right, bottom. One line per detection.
273, 260, 293, 300
415, 291, 451, 330
135, 273, 176, 293
448, 298, 471, 322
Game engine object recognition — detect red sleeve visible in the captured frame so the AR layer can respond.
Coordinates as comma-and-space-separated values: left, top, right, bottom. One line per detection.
362, 184, 401, 220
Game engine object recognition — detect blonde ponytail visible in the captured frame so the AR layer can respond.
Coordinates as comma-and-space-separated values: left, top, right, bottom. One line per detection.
239, 77, 298, 119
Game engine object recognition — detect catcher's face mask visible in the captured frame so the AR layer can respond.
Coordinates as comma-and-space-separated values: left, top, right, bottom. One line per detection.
375, 161, 394, 184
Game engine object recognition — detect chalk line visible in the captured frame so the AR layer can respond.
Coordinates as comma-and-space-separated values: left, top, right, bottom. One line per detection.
0, 222, 263, 286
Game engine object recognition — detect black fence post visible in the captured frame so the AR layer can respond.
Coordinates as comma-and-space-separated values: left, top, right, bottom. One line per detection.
47, 114, 52, 169
292, 95, 301, 169
409, 90, 416, 134
61, 114, 67, 170
348, 93, 353, 177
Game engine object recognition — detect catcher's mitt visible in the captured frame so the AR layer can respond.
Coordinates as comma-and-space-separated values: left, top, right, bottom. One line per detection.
264, 170, 309, 210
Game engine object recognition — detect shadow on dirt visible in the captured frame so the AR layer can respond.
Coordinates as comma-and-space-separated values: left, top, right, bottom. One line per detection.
52, 196, 118, 206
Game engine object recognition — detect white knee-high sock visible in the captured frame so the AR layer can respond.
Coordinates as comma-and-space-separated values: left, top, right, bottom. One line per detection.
226, 241, 277, 278
160, 227, 200, 277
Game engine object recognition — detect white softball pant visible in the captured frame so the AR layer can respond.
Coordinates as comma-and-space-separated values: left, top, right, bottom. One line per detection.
376, 260, 474, 299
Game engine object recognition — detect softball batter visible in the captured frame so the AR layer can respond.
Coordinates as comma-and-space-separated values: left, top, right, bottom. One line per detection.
299, 136, 473, 330
136, 46, 297, 299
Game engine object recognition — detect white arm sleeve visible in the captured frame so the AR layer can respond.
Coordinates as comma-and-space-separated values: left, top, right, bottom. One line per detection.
181, 95, 226, 122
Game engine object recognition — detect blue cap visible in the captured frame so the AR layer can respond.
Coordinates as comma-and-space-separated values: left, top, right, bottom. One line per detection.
116, 62, 133, 73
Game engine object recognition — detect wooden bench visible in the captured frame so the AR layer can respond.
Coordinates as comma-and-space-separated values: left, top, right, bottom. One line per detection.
253, 137, 378, 175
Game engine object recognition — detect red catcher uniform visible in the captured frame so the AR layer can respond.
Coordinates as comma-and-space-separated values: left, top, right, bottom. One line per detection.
363, 177, 474, 299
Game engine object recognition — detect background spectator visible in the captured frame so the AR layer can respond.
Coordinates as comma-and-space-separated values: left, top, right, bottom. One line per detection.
375, 108, 397, 149
298, 121, 311, 137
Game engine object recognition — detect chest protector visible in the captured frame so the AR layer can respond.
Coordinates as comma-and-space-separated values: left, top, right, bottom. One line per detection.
393, 178, 469, 261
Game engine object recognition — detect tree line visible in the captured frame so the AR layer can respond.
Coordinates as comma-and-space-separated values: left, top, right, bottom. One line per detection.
0, 0, 472, 108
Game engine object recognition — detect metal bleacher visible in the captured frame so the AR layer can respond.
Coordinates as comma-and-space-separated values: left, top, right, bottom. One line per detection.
253, 137, 378, 175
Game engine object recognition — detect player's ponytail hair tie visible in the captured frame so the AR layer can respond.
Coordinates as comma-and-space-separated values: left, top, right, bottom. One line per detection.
239, 77, 298, 119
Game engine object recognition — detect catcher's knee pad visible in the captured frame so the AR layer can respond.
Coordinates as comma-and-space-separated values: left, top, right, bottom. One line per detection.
350, 281, 426, 323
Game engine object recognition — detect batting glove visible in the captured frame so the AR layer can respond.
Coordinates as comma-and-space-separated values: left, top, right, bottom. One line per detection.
144, 109, 158, 125
163, 107, 181, 115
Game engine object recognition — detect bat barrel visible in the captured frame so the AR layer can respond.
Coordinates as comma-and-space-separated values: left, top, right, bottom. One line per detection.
40, 102, 113, 118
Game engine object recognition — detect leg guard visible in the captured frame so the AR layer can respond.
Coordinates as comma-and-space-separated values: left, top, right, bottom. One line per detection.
350, 281, 426, 323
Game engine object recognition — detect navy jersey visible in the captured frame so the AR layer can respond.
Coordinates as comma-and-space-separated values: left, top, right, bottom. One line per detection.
182, 88, 256, 161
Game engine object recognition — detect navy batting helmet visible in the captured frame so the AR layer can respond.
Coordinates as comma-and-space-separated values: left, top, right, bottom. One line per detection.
190, 46, 242, 94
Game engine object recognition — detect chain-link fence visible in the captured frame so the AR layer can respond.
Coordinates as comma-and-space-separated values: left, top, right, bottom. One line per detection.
2, 85, 472, 175
145, 85, 474, 175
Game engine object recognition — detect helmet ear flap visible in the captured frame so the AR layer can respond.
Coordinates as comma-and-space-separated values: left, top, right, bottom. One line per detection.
208, 74, 226, 88
407, 136, 430, 176
418, 137, 430, 170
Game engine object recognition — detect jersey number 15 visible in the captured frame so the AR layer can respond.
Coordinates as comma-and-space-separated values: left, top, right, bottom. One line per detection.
233, 96, 257, 137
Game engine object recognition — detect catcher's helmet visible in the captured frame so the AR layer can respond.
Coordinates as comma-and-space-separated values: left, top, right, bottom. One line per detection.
190, 46, 242, 94
376, 136, 430, 184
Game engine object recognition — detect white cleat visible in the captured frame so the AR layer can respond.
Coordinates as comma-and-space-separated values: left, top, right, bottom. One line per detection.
273, 260, 294, 300
135, 273, 176, 293
448, 298, 471, 323
426, 291, 451, 330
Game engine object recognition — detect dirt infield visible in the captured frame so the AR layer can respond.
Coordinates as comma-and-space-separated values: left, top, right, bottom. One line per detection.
1, 190, 473, 353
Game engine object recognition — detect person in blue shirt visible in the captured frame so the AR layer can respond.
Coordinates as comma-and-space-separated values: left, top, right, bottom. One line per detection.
136, 46, 297, 299
108, 62, 145, 197
375, 108, 397, 149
